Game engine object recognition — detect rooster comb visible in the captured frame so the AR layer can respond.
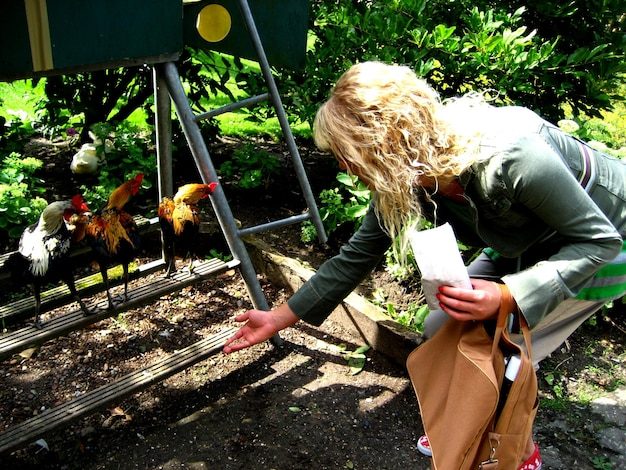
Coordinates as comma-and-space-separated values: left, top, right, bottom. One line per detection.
71, 194, 90, 212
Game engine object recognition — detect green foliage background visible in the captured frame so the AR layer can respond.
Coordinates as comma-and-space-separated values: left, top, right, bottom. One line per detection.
252, 0, 625, 128
0, 0, 624, 246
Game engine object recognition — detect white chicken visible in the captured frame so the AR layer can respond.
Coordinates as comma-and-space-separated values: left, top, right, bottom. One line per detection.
70, 143, 99, 174
70, 131, 111, 175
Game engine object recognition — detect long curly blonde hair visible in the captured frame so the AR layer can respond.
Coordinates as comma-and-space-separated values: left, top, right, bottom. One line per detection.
313, 61, 488, 261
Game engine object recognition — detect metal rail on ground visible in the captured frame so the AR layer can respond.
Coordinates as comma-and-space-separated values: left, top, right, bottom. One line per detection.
0, 258, 239, 361
0, 259, 166, 326
0, 326, 236, 455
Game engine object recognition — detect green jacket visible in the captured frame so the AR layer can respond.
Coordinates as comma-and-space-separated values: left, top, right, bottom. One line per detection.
289, 107, 626, 328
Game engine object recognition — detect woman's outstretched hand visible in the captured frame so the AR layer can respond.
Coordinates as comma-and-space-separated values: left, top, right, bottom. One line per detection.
437, 278, 510, 322
223, 304, 299, 353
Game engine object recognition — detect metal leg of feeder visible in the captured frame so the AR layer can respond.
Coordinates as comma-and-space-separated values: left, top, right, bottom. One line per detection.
237, 0, 327, 245
153, 67, 174, 200
158, 62, 282, 346
153, 67, 174, 266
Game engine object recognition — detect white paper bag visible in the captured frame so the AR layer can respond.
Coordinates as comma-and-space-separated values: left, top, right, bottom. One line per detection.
408, 223, 472, 310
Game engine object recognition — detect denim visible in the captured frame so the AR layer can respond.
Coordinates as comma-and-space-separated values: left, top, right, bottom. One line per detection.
288, 107, 625, 328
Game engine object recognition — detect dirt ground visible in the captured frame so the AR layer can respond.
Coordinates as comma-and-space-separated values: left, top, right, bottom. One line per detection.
0, 260, 427, 470
0, 137, 624, 469
0, 254, 624, 470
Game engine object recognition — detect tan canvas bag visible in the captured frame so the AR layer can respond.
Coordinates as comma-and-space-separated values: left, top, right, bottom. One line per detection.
407, 286, 538, 469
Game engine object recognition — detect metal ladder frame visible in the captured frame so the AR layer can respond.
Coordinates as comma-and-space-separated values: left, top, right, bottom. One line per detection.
152, 0, 327, 315
0, 1, 328, 454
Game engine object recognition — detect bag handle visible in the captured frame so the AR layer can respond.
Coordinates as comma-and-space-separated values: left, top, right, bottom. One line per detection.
494, 284, 534, 361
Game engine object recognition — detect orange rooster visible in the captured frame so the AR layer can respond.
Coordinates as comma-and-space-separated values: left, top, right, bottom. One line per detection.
8, 195, 92, 327
158, 182, 218, 277
86, 174, 143, 310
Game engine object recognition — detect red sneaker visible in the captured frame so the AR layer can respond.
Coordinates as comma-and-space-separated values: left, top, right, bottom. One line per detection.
416, 434, 432, 457
519, 443, 542, 470
417, 435, 542, 469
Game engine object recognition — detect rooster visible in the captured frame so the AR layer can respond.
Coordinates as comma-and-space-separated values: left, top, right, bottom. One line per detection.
9, 195, 92, 327
85, 174, 143, 310
158, 182, 218, 277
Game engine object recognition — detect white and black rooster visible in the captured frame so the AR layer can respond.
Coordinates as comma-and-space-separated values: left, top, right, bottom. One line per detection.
9, 195, 93, 328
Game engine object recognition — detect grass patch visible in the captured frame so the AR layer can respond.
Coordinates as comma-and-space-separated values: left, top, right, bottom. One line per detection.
0, 79, 45, 122
0, 70, 309, 139
217, 113, 311, 140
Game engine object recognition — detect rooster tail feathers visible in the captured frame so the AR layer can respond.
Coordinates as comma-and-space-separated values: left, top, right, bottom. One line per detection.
172, 204, 198, 235
158, 197, 174, 219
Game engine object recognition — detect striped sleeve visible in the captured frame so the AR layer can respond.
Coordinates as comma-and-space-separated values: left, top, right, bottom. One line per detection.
577, 241, 626, 301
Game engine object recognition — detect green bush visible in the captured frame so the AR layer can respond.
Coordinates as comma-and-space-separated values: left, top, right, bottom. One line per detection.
301, 172, 371, 243
78, 122, 156, 210
238, 1, 624, 126
0, 114, 37, 155
563, 85, 626, 159
35, 48, 228, 142
219, 143, 281, 190
0, 153, 48, 239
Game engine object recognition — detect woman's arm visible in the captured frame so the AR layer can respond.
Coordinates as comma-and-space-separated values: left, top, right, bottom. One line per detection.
287, 204, 392, 325
223, 303, 299, 353
500, 134, 622, 326
224, 204, 392, 353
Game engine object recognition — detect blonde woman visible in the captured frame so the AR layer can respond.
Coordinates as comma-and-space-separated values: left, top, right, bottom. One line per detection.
224, 61, 626, 469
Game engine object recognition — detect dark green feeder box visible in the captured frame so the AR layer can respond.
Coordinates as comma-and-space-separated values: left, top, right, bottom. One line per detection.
0, 0, 183, 81
0, 0, 307, 82
182, 0, 309, 71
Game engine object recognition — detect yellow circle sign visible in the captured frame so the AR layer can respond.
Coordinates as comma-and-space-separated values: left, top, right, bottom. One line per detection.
196, 4, 232, 43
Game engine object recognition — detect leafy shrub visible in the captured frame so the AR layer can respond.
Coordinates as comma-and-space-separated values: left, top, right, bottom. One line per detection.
387, 300, 430, 333
0, 153, 48, 239
384, 243, 418, 283
568, 93, 626, 159
301, 172, 371, 243
0, 113, 37, 155
35, 49, 229, 142
238, 1, 624, 126
219, 143, 281, 190
37, 65, 155, 140
78, 122, 156, 209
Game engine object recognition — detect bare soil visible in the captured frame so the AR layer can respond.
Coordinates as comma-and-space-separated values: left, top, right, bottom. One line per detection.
0, 136, 624, 469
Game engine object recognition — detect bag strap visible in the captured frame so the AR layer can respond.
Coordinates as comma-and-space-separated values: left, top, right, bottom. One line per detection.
538, 127, 596, 244
495, 284, 534, 361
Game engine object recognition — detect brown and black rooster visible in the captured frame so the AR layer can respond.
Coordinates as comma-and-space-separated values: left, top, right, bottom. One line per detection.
85, 173, 143, 310
158, 182, 218, 277
8, 195, 92, 327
